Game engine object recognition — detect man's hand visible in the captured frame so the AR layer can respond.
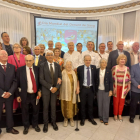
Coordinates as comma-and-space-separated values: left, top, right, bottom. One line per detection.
57, 78, 62, 85
138, 85, 140, 89
109, 91, 112, 96
3, 92, 11, 98
17, 97, 22, 103
38, 91, 41, 99
51, 87, 58, 93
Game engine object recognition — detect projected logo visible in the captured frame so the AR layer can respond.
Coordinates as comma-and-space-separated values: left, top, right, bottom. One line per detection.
64, 30, 77, 44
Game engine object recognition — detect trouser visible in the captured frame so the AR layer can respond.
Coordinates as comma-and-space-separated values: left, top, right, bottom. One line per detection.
0, 99, 14, 131
113, 86, 125, 115
42, 92, 57, 125
79, 87, 94, 120
130, 91, 140, 118
21, 93, 39, 128
97, 90, 110, 123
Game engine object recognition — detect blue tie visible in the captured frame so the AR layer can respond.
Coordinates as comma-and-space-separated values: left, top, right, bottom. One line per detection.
87, 67, 90, 86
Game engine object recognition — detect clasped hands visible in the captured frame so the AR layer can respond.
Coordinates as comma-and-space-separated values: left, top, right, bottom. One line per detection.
2, 92, 11, 98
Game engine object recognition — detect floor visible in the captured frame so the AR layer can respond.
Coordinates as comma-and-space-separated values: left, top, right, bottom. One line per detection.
0, 116, 140, 140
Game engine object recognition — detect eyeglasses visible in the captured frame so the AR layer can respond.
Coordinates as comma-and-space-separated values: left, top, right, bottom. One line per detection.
13, 47, 20, 49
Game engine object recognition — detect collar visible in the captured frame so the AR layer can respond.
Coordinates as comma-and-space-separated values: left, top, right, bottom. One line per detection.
117, 49, 124, 53
100, 68, 105, 72
84, 65, 91, 69
0, 62, 7, 66
47, 61, 54, 65
26, 65, 33, 69
87, 50, 93, 53
35, 54, 40, 58
99, 52, 105, 55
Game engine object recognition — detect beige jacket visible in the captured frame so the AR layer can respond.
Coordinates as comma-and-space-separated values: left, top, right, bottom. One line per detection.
129, 51, 140, 66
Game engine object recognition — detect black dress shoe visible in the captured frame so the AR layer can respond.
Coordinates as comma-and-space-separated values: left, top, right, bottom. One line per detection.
129, 118, 134, 123
51, 122, 58, 131
80, 119, 85, 126
34, 125, 41, 132
43, 124, 48, 133
7, 128, 19, 134
23, 127, 29, 135
88, 119, 97, 125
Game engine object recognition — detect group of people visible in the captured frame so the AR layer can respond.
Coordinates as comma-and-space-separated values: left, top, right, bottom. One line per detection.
0, 32, 140, 136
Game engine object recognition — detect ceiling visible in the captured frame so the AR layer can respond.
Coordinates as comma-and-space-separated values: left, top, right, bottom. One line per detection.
23, 0, 133, 8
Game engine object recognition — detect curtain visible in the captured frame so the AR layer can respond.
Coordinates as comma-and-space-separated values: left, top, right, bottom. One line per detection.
0, 5, 31, 46
87, 14, 123, 50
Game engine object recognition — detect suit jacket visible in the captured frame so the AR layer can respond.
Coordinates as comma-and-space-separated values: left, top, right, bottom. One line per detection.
33, 55, 46, 67
77, 65, 96, 94
131, 63, 140, 93
8, 54, 26, 71
2, 43, 13, 55
60, 51, 65, 58
107, 49, 131, 70
95, 68, 113, 93
129, 51, 140, 66
0, 63, 17, 102
16, 65, 40, 103
39, 61, 62, 95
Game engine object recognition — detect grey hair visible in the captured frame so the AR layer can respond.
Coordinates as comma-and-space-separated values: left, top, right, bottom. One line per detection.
67, 42, 74, 46
132, 42, 139, 47
45, 50, 54, 56
13, 43, 21, 49
34, 46, 40, 50
100, 58, 107, 64
55, 42, 62, 47
25, 54, 34, 60
64, 60, 72, 67
83, 54, 91, 61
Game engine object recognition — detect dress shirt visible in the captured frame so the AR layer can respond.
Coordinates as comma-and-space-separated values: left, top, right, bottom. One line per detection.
64, 51, 80, 70
118, 49, 124, 55
35, 54, 40, 63
106, 50, 112, 54
99, 69, 105, 90
79, 50, 98, 66
134, 54, 138, 65
83, 65, 92, 86
26, 66, 36, 93
96, 52, 109, 68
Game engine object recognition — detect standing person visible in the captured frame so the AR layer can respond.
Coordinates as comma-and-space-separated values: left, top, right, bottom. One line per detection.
39, 44, 46, 56
129, 42, 140, 66
129, 54, 140, 123
77, 55, 97, 126
47, 40, 54, 51
55, 42, 65, 58
106, 41, 113, 54
96, 58, 113, 125
96, 43, 109, 68
1, 32, 13, 56
60, 61, 80, 127
0, 50, 19, 135
64, 42, 80, 71
16, 55, 41, 134
112, 54, 131, 121
8, 43, 26, 112
76, 43, 83, 54
39, 50, 62, 133
92, 41, 98, 53
53, 48, 64, 71
23, 47, 31, 55
0, 42, 2, 50
79, 41, 98, 66
107, 41, 131, 70
33, 46, 46, 67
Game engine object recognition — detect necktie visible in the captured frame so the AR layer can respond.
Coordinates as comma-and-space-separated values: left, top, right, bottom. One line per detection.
87, 67, 90, 86
29, 68, 37, 93
2, 65, 6, 72
35, 56, 39, 66
50, 64, 54, 85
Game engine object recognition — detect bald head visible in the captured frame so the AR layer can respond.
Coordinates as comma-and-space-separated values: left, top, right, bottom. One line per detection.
48, 40, 54, 50
25, 54, 34, 67
55, 42, 62, 50
0, 50, 8, 64
132, 42, 139, 53
117, 41, 124, 51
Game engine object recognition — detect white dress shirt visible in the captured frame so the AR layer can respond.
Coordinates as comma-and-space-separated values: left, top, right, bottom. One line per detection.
79, 50, 98, 66
96, 52, 109, 68
83, 65, 92, 86
98, 69, 105, 90
64, 51, 80, 70
47, 61, 55, 73
118, 49, 124, 55
26, 66, 36, 93
134, 54, 138, 65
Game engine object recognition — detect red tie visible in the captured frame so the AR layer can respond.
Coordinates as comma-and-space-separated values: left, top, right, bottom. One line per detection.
29, 68, 37, 93
2, 65, 6, 72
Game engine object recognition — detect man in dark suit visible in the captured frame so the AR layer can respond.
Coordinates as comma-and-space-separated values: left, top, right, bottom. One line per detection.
77, 54, 97, 126
1, 32, 13, 56
16, 54, 41, 134
0, 50, 19, 135
107, 41, 131, 70
33, 46, 46, 67
40, 50, 62, 133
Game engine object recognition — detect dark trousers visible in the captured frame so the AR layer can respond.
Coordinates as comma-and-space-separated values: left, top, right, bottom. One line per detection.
79, 87, 94, 120
130, 91, 140, 118
21, 93, 39, 128
42, 92, 57, 125
0, 99, 14, 131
